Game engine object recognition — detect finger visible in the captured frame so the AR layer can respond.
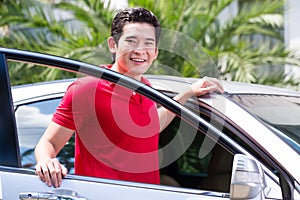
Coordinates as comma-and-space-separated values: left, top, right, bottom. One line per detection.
200, 84, 220, 95
204, 77, 224, 93
35, 164, 46, 182
206, 85, 218, 92
41, 163, 53, 187
49, 159, 63, 188
211, 81, 224, 93
53, 161, 64, 187
61, 165, 68, 178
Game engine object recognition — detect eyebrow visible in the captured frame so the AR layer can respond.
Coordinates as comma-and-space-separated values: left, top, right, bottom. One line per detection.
125, 35, 155, 42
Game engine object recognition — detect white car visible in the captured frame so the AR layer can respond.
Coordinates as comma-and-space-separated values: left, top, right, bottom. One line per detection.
1, 47, 299, 199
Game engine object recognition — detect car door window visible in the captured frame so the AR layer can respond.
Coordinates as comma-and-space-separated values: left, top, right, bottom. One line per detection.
159, 115, 233, 193
156, 94, 283, 199
15, 98, 75, 172
184, 99, 284, 199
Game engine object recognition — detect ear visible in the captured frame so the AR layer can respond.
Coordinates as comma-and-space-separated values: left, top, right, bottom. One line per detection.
107, 37, 117, 53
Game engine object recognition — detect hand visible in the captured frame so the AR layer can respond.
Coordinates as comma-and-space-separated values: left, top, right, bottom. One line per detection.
191, 76, 224, 96
35, 158, 68, 188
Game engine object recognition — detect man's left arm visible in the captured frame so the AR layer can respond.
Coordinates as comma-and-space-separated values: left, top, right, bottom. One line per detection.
157, 77, 224, 132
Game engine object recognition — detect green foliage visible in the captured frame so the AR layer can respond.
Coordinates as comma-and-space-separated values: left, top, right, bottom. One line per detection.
0, 0, 113, 84
1, 0, 300, 88
129, 0, 300, 87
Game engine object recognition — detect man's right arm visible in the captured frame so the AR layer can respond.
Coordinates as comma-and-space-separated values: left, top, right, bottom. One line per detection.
34, 121, 74, 188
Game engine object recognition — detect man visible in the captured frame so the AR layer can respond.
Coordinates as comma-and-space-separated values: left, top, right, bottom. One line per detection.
34, 7, 224, 188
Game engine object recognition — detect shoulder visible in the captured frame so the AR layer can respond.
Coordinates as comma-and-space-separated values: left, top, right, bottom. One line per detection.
72, 76, 109, 89
141, 76, 151, 86
63, 77, 105, 98
70, 64, 113, 87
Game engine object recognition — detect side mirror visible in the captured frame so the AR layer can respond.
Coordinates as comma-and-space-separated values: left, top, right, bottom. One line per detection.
230, 154, 268, 200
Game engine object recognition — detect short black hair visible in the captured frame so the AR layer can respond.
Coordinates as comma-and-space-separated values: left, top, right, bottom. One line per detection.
111, 7, 161, 46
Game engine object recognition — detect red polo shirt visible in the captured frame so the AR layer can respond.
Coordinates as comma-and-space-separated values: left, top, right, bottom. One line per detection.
52, 72, 160, 184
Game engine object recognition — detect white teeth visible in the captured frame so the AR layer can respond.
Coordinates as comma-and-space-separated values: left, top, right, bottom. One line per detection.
131, 58, 145, 62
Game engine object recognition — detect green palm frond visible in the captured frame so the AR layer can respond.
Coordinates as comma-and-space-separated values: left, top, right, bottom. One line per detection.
1, 0, 300, 88
55, 0, 112, 34
219, 0, 284, 42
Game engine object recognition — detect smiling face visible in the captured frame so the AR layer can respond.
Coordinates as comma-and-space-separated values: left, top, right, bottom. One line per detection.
108, 22, 158, 80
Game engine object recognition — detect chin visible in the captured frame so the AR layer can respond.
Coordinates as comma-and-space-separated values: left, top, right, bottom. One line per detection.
130, 66, 150, 75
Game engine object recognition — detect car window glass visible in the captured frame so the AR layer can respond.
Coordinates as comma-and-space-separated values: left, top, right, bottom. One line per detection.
194, 100, 285, 199
172, 96, 284, 198
229, 94, 300, 153
159, 115, 234, 193
16, 99, 76, 173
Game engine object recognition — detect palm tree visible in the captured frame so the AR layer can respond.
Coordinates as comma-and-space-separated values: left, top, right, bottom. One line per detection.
1, 0, 300, 88
129, 0, 300, 87
0, 0, 114, 84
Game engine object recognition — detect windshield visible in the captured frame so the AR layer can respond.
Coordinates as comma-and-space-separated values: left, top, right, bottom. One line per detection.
229, 94, 300, 154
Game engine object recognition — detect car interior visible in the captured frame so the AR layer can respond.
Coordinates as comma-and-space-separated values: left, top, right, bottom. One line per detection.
159, 116, 233, 193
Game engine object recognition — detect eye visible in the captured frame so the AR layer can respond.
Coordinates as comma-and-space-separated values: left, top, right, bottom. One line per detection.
125, 39, 136, 44
145, 41, 155, 47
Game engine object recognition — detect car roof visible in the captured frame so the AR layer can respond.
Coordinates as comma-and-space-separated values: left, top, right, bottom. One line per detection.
11, 79, 74, 104
11, 75, 300, 104
146, 75, 300, 97
221, 80, 300, 96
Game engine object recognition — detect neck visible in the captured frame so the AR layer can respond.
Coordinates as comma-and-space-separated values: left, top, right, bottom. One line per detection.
110, 64, 142, 81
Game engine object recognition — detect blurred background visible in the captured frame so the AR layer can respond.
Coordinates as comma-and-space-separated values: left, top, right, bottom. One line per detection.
1, 0, 300, 90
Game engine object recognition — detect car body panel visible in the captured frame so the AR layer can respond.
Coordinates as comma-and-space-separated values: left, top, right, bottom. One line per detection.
12, 79, 72, 104
0, 168, 228, 200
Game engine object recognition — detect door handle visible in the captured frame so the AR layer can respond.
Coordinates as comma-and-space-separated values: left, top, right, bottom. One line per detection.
19, 189, 88, 200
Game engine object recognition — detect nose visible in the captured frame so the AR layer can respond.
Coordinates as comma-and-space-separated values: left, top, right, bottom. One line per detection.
133, 42, 147, 54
